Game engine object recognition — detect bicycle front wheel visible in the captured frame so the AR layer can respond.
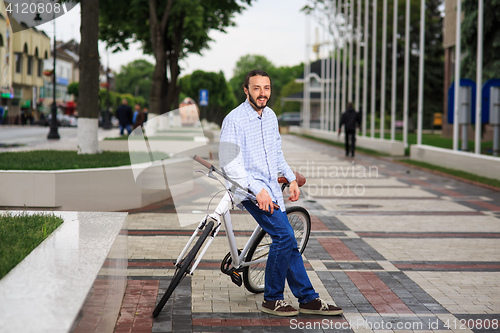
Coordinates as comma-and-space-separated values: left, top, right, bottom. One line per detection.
243, 206, 311, 294
152, 220, 214, 318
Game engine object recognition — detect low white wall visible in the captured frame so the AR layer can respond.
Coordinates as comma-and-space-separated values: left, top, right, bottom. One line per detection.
289, 127, 405, 156
0, 158, 193, 211
99, 138, 210, 155
410, 144, 500, 181
0, 211, 128, 333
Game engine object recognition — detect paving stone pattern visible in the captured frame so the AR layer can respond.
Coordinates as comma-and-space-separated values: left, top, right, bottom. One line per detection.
114, 135, 500, 332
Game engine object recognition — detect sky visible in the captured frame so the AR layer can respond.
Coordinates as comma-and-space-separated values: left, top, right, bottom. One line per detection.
36, 0, 312, 80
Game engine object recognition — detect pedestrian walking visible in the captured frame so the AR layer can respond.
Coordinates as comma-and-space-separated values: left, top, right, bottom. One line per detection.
115, 99, 133, 135
132, 104, 145, 130
219, 69, 343, 317
338, 102, 361, 157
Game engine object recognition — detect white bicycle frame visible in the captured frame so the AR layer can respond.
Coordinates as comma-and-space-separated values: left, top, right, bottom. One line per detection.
173, 191, 268, 275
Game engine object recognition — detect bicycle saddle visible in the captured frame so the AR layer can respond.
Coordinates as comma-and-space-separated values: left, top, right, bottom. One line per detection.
278, 171, 306, 187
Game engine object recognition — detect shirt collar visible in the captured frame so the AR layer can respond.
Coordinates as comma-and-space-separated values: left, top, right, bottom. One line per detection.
244, 99, 268, 122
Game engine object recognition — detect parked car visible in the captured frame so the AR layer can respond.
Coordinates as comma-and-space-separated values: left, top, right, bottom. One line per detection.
278, 112, 302, 127
45, 112, 78, 127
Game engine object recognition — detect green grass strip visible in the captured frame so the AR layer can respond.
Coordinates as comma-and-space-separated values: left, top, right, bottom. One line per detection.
398, 159, 500, 190
0, 212, 64, 279
0, 150, 168, 170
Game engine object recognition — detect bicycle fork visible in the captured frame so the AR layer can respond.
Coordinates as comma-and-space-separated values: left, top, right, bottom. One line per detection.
174, 215, 221, 275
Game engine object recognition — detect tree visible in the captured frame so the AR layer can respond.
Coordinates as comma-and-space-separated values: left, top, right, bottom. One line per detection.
461, 0, 500, 81
78, 0, 100, 154
99, 0, 254, 115
229, 55, 304, 109
272, 80, 304, 115
268, 63, 304, 110
229, 54, 275, 103
179, 70, 237, 125
115, 60, 154, 106
67, 82, 79, 101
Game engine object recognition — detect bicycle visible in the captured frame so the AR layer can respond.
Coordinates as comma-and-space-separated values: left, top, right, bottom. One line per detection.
152, 155, 311, 318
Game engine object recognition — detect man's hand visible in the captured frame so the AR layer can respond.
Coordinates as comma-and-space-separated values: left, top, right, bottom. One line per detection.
256, 188, 275, 214
288, 180, 300, 202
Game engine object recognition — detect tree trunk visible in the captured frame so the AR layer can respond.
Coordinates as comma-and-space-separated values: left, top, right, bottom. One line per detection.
148, 0, 173, 116
78, 0, 100, 154
150, 52, 167, 115
165, 15, 184, 113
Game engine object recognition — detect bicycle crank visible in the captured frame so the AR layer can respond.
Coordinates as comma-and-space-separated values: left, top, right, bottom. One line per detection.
220, 252, 243, 287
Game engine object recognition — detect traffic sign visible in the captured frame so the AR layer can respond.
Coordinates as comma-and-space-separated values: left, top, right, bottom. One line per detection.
199, 89, 209, 106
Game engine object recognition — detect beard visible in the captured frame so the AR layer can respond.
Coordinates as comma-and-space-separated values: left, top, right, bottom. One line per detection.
248, 94, 269, 110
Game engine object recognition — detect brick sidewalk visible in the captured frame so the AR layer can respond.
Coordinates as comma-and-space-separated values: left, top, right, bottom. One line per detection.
115, 135, 500, 332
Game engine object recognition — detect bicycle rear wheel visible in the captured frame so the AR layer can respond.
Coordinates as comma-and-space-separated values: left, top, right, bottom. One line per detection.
243, 206, 311, 294
152, 220, 214, 317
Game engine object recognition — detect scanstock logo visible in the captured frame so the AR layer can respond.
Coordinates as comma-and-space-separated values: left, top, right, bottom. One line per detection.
4, 0, 78, 33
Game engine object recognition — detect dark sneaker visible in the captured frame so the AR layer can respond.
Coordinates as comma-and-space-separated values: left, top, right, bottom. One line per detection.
299, 298, 343, 315
261, 299, 299, 317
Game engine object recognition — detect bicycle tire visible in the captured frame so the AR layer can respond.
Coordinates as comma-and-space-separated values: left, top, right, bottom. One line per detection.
152, 220, 214, 318
242, 206, 311, 294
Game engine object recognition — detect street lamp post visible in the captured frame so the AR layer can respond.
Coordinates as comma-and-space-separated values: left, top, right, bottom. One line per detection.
47, 13, 59, 139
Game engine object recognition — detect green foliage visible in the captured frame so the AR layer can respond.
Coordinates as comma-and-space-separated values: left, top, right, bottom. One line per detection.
461, 0, 500, 81
179, 70, 237, 125
229, 55, 276, 103
100, 0, 252, 58
0, 151, 168, 170
115, 60, 154, 106
67, 82, 79, 100
268, 63, 305, 109
0, 212, 64, 279
272, 80, 304, 115
98, 90, 145, 111
99, 0, 255, 113
229, 54, 305, 110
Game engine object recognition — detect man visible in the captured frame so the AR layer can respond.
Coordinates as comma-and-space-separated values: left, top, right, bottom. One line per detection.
338, 102, 361, 157
115, 99, 133, 135
132, 104, 145, 130
220, 69, 343, 317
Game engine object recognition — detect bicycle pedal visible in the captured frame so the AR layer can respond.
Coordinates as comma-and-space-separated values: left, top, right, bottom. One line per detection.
229, 270, 242, 287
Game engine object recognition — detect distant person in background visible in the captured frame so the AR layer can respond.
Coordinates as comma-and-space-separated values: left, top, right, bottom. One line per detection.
142, 107, 148, 122
338, 102, 361, 157
132, 104, 145, 130
116, 99, 133, 135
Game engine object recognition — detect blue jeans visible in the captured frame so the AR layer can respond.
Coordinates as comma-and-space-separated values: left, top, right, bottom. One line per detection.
243, 200, 319, 304
119, 124, 132, 135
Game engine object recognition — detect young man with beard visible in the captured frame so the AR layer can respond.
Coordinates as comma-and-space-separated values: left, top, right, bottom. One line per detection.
219, 69, 343, 317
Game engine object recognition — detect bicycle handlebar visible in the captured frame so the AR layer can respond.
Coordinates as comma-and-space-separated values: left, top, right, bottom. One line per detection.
193, 155, 212, 169
193, 155, 279, 210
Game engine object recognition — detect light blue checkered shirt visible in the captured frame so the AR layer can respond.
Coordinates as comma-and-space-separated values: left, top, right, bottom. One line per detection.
219, 100, 296, 211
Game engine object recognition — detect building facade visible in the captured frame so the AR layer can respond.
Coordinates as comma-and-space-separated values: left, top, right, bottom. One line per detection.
0, 7, 51, 125
41, 39, 80, 116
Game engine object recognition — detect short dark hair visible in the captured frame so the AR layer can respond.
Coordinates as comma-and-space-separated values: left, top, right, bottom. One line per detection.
243, 69, 271, 89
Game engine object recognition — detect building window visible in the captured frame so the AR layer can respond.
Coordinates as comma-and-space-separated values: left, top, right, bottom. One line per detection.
15, 53, 22, 73
27, 56, 33, 75
37, 59, 43, 77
